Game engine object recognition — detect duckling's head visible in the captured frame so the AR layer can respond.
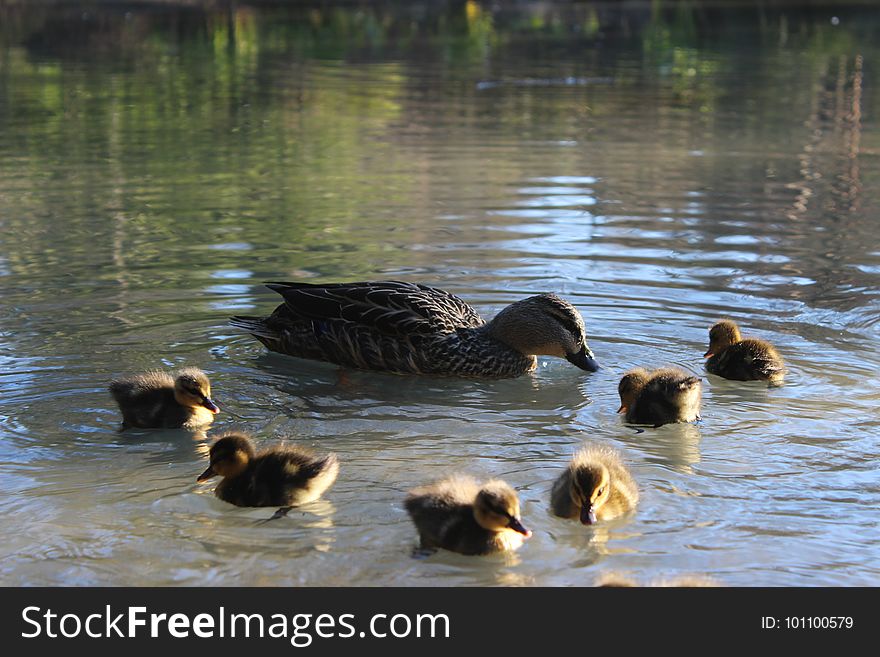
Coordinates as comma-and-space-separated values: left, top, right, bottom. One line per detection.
704, 320, 742, 357
174, 368, 220, 414
197, 433, 255, 481
569, 462, 611, 525
617, 368, 650, 414
595, 572, 637, 587
473, 480, 531, 537
488, 294, 598, 371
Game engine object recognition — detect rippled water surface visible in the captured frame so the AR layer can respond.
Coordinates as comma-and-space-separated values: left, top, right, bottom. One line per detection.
1, 1, 879, 586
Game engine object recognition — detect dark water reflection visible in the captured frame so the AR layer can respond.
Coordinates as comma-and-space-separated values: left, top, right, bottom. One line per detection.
0, 1, 878, 586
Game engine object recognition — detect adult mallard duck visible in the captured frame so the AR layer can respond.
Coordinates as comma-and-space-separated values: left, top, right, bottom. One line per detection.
109, 367, 219, 430
550, 444, 638, 524
704, 320, 785, 384
197, 433, 339, 517
230, 281, 598, 378
404, 475, 531, 555
617, 367, 702, 426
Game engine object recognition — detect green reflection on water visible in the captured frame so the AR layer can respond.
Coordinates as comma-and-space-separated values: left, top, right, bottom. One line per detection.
0, 1, 876, 297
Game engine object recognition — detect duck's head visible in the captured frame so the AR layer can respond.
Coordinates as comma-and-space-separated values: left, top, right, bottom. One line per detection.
704, 320, 742, 357
488, 294, 598, 372
473, 480, 531, 537
174, 368, 220, 414
617, 368, 650, 414
569, 462, 611, 525
197, 433, 255, 481
595, 573, 637, 587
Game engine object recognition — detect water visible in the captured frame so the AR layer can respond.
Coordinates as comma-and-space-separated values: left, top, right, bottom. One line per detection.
1, 1, 878, 586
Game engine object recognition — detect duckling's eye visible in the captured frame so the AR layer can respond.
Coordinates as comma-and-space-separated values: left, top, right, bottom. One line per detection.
492, 506, 514, 520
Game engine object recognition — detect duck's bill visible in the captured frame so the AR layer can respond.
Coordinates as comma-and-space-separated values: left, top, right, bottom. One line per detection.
566, 345, 599, 372
508, 518, 532, 537
616, 404, 627, 414
580, 505, 597, 525
202, 398, 220, 414
702, 349, 713, 358
197, 465, 216, 482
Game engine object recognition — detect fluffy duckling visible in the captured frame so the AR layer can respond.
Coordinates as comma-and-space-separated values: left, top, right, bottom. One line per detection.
109, 367, 219, 430
594, 573, 638, 587
617, 367, 702, 426
704, 320, 785, 383
596, 573, 720, 587
550, 444, 638, 524
653, 575, 720, 587
404, 476, 531, 555
197, 433, 339, 516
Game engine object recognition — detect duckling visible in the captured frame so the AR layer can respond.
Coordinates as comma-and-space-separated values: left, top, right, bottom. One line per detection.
653, 575, 720, 587
231, 280, 598, 378
109, 367, 219, 430
550, 444, 638, 524
596, 573, 720, 587
594, 573, 638, 587
197, 433, 339, 517
404, 475, 531, 555
704, 320, 785, 383
617, 367, 702, 426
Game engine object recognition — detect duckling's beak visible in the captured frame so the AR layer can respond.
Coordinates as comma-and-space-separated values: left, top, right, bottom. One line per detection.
616, 404, 627, 414
703, 348, 713, 358
580, 504, 597, 525
507, 517, 532, 537
197, 465, 217, 482
202, 397, 220, 414
566, 345, 599, 372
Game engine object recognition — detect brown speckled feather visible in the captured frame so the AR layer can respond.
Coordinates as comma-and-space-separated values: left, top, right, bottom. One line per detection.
231, 281, 537, 377
267, 280, 485, 336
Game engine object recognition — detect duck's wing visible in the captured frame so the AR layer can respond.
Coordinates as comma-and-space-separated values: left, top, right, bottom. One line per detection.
608, 463, 640, 509
742, 341, 785, 378
404, 494, 480, 553
713, 341, 784, 380
249, 451, 338, 507
264, 281, 485, 336
109, 371, 174, 400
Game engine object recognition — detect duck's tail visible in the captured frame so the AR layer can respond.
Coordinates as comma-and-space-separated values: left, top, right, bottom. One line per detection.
108, 379, 131, 401
229, 315, 278, 340
313, 452, 340, 481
